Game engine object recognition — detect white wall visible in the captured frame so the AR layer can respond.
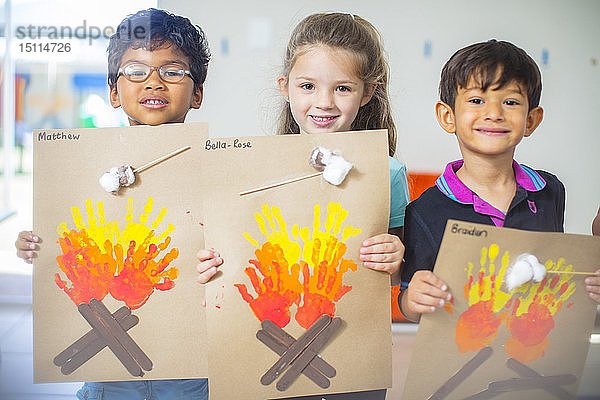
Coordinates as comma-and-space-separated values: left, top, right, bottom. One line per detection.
160, 0, 600, 235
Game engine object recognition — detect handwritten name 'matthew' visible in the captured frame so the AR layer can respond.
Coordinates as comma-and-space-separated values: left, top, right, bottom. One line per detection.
37, 131, 80, 141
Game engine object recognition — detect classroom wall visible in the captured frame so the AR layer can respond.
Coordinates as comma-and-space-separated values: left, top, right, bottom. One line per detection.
160, 0, 600, 235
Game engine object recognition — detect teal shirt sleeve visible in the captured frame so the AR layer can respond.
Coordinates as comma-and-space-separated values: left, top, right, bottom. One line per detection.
389, 156, 410, 228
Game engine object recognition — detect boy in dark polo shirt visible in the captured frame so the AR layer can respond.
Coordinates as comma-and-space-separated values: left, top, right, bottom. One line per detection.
399, 39, 582, 321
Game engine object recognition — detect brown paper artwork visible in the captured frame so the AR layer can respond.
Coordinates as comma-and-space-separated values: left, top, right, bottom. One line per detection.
402, 220, 600, 400
201, 131, 392, 399
52, 196, 178, 376
233, 201, 361, 392
33, 123, 209, 383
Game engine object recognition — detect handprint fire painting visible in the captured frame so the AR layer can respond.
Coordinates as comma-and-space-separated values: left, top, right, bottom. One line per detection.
235, 202, 359, 329
52, 197, 178, 376
454, 244, 576, 363
32, 123, 209, 383
402, 221, 600, 400
199, 131, 393, 399
232, 202, 360, 391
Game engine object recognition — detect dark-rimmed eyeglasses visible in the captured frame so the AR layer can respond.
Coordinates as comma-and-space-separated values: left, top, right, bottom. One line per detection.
117, 62, 193, 83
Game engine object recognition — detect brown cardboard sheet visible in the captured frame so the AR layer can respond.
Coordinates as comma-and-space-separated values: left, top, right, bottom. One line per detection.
33, 123, 209, 382
402, 220, 600, 400
200, 131, 393, 399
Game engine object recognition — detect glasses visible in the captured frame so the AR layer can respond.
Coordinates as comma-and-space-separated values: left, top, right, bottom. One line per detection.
117, 62, 193, 83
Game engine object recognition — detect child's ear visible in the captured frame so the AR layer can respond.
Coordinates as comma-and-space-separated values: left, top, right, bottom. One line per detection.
360, 84, 376, 107
109, 85, 121, 109
524, 106, 543, 137
435, 101, 456, 134
277, 75, 289, 102
190, 85, 203, 109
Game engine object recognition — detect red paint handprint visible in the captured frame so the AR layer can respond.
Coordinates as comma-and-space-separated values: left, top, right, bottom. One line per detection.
110, 232, 179, 310
505, 262, 576, 363
234, 242, 302, 328
455, 300, 506, 353
455, 244, 512, 353
505, 300, 554, 363
55, 229, 117, 305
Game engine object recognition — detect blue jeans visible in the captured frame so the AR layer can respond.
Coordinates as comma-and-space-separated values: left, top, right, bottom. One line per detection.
76, 379, 208, 400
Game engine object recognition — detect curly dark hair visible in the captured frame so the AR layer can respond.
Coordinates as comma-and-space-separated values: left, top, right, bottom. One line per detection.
439, 39, 541, 111
107, 8, 210, 91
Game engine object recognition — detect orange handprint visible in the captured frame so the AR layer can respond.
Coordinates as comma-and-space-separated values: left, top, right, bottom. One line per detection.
55, 229, 117, 305
455, 244, 512, 353
110, 233, 179, 310
296, 235, 357, 329
294, 203, 360, 329
505, 258, 576, 363
234, 241, 302, 328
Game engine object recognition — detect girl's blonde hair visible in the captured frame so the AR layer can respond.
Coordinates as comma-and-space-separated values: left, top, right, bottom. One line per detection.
277, 12, 397, 156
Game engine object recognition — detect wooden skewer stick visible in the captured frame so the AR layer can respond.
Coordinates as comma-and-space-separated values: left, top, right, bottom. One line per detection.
133, 146, 191, 174
239, 172, 322, 196
546, 270, 597, 276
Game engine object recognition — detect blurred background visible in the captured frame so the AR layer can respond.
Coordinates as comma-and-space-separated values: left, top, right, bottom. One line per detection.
0, 0, 598, 398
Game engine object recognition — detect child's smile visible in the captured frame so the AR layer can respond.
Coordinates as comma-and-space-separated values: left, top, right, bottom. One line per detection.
139, 95, 169, 109
474, 127, 511, 136
310, 114, 338, 128
110, 43, 202, 126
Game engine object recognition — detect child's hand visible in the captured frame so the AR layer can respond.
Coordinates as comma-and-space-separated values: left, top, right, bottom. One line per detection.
15, 231, 40, 264
400, 270, 452, 322
359, 233, 404, 275
585, 270, 600, 304
196, 248, 223, 284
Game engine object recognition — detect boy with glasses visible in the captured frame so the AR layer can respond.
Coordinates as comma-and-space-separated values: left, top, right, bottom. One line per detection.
106, 8, 206, 127
16, 8, 210, 400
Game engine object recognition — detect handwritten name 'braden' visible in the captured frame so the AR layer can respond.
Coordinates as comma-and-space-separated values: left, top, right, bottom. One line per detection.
451, 223, 488, 237
37, 131, 80, 141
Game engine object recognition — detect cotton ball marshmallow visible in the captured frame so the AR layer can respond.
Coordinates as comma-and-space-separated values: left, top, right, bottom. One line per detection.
506, 255, 534, 291
528, 255, 547, 282
99, 168, 121, 193
322, 155, 353, 185
99, 164, 135, 195
309, 147, 353, 185
506, 253, 547, 291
